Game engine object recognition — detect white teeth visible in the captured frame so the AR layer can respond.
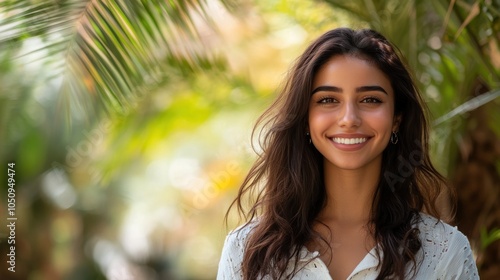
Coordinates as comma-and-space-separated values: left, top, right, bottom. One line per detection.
332, 137, 367, 145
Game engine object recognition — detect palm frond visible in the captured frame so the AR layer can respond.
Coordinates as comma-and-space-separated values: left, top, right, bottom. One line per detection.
0, 0, 230, 122
433, 89, 500, 126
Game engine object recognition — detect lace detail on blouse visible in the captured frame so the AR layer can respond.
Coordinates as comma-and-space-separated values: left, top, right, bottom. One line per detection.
217, 213, 479, 279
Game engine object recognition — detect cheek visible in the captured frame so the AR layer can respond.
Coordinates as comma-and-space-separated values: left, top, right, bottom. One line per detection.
308, 110, 333, 130
366, 106, 394, 131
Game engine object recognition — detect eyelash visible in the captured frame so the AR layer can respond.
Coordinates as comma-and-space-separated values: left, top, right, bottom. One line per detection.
317, 97, 337, 103
361, 97, 382, 103
316, 96, 382, 104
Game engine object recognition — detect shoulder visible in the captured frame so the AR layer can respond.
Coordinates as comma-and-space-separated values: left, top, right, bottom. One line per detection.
414, 213, 479, 279
416, 213, 470, 251
223, 221, 257, 253
217, 222, 257, 280
416, 213, 460, 243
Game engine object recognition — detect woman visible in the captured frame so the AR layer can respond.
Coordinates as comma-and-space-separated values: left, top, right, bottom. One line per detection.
217, 28, 479, 279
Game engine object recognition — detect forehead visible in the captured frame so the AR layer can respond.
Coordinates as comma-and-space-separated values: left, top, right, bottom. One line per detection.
313, 55, 393, 93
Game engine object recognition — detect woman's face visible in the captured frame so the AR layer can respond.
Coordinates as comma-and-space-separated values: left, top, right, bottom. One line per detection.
308, 55, 400, 171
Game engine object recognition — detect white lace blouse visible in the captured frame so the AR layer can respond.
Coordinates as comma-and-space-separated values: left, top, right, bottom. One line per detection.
217, 213, 479, 279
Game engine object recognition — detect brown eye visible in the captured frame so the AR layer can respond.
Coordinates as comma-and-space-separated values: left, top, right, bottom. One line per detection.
318, 97, 337, 103
361, 97, 382, 103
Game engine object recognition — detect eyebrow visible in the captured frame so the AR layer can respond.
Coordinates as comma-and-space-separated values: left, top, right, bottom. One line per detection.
311, 85, 388, 95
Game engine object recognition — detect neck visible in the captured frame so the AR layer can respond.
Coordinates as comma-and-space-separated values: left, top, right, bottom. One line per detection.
319, 158, 381, 225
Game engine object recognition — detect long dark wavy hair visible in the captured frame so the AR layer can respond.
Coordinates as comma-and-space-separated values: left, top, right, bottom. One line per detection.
227, 28, 453, 280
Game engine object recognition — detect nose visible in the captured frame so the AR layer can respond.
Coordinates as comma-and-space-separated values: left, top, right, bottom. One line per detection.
338, 101, 361, 128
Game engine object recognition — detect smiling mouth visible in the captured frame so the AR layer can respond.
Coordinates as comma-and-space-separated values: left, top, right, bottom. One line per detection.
331, 137, 368, 145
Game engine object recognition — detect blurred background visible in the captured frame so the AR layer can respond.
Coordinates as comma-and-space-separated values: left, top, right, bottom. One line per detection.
0, 0, 499, 279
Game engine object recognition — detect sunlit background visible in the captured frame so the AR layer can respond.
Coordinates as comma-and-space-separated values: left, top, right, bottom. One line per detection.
0, 0, 499, 279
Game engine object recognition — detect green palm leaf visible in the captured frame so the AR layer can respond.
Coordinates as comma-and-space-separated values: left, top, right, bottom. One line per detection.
0, 0, 229, 122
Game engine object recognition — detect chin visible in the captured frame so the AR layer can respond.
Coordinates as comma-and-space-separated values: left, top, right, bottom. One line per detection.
326, 161, 366, 171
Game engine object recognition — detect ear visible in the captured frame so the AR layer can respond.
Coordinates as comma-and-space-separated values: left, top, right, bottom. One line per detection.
392, 114, 402, 132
